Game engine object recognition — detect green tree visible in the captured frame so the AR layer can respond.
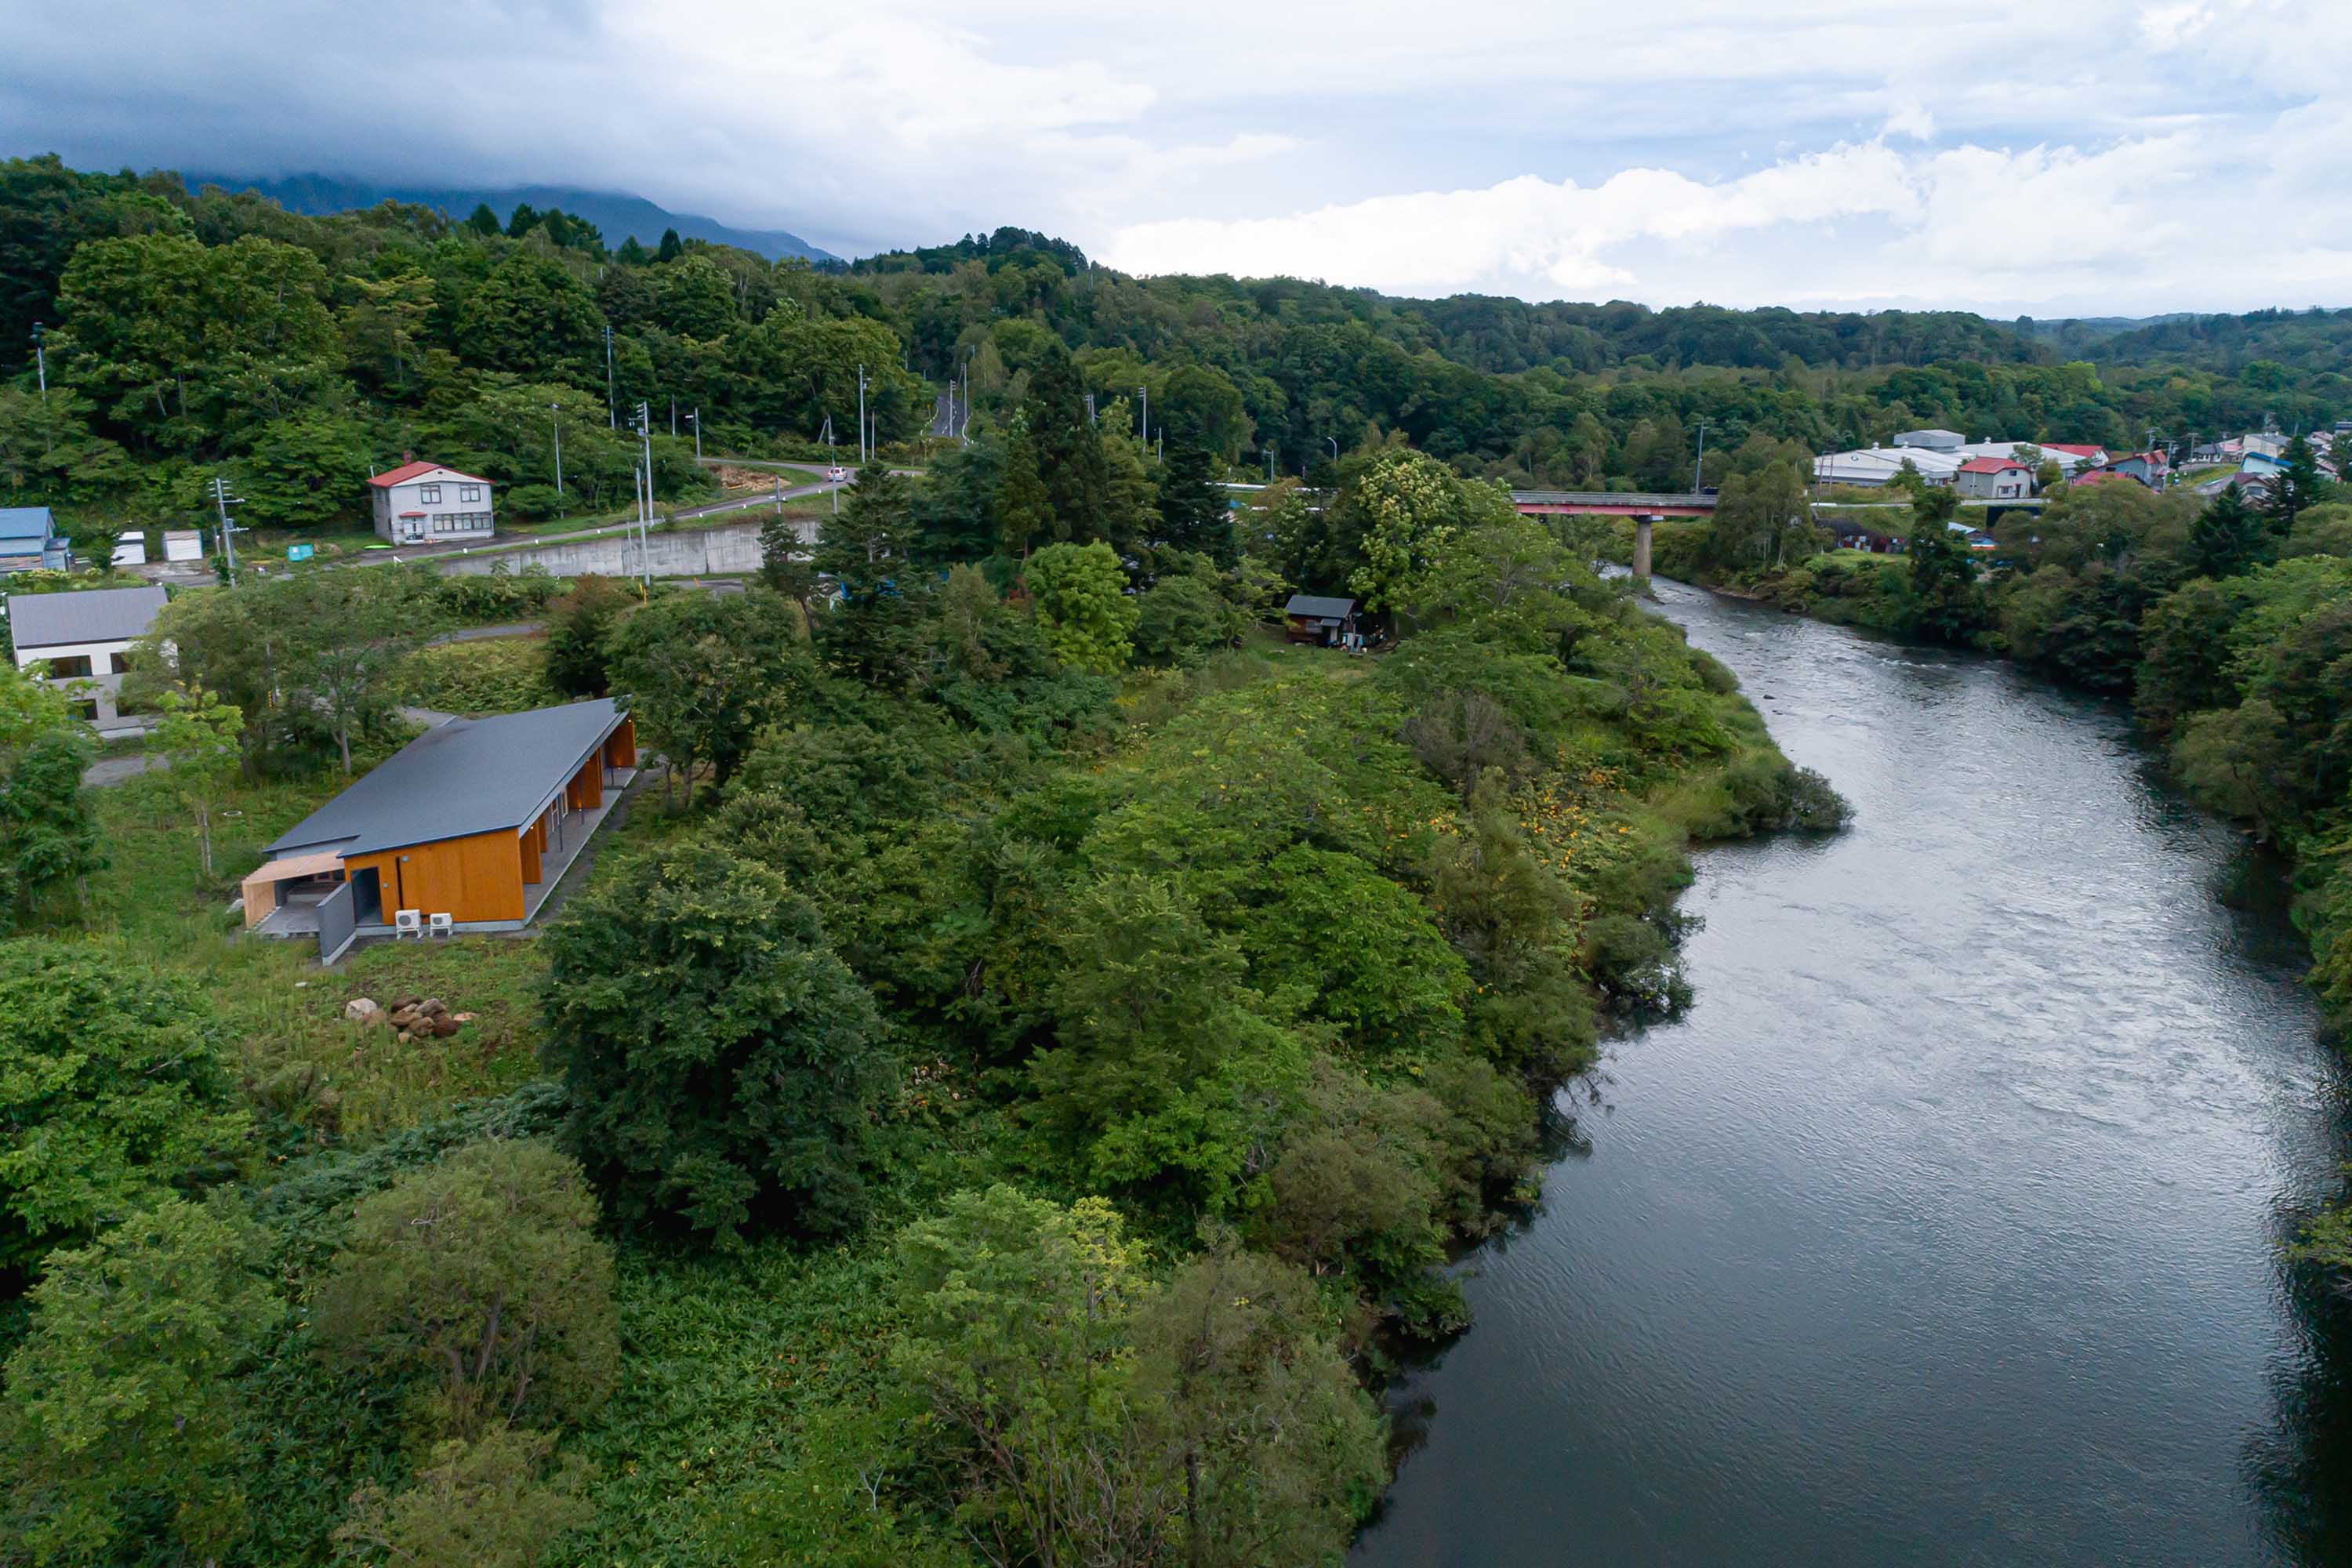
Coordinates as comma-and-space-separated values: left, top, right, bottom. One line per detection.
540, 841, 898, 1243
0, 661, 101, 920
0, 940, 244, 1279
234, 412, 368, 529
813, 463, 930, 689
1021, 350, 1112, 541
2267, 433, 2327, 530
0, 1196, 281, 1566
603, 587, 807, 802
271, 567, 448, 773
2187, 485, 2273, 579
333, 1424, 590, 1568
314, 1139, 619, 1438
996, 429, 1051, 557
1023, 541, 1138, 673
1155, 436, 1232, 563
1904, 487, 1981, 643
655, 253, 738, 339
887, 1185, 1163, 1567
151, 683, 242, 879
540, 574, 634, 698
655, 227, 684, 263
455, 250, 604, 381
1133, 572, 1237, 668
1343, 448, 1517, 615
1130, 1243, 1386, 1568
464, 201, 501, 237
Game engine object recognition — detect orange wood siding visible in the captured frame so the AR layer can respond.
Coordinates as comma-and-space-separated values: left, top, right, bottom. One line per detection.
518, 822, 541, 884
604, 717, 637, 768
566, 754, 602, 811
343, 828, 527, 924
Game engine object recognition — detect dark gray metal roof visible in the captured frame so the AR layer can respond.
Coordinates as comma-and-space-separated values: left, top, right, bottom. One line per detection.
267, 699, 627, 860
1284, 593, 1355, 620
5, 585, 168, 650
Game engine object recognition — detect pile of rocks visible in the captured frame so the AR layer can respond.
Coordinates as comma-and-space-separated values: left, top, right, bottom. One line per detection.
342, 995, 478, 1044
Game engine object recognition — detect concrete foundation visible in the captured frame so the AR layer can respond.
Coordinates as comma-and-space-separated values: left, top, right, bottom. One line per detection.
1633, 518, 1653, 582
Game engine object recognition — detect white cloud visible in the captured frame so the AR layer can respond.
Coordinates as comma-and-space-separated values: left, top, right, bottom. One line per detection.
0, 0, 2346, 307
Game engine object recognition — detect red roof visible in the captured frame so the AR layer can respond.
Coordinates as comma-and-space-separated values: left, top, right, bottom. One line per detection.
368, 460, 490, 489
1957, 456, 2027, 474
2070, 468, 2133, 488
2042, 444, 2106, 459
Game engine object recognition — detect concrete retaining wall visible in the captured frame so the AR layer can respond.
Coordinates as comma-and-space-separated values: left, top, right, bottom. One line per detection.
430, 517, 818, 580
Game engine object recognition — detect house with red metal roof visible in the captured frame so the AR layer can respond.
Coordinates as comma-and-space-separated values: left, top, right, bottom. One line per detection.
2040, 443, 2110, 467
368, 458, 495, 545
1952, 456, 2034, 499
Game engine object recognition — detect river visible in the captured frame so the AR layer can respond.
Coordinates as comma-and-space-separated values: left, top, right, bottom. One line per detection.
1352, 579, 2352, 1567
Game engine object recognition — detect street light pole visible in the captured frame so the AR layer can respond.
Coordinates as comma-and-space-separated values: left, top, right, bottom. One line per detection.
687, 408, 700, 463
29, 322, 45, 402
856, 365, 868, 466
550, 403, 564, 497
1138, 384, 1147, 446
1327, 436, 1338, 462
604, 326, 615, 429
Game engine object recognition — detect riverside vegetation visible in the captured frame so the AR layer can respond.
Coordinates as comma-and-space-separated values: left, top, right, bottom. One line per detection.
0, 426, 1843, 1565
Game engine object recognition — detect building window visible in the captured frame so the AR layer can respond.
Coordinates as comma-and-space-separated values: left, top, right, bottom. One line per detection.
459, 485, 481, 502
419, 484, 441, 503
45, 655, 93, 679
67, 699, 97, 722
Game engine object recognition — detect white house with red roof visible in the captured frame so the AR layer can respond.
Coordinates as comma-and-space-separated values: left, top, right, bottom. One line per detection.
2040, 443, 2110, 470
1952, 456, 2035, 499
368, 459, 495, 544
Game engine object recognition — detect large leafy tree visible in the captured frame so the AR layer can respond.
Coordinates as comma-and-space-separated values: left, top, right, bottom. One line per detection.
454, 249, 604, 382
0, 663, 102, 921
1342, 448, 1517, 614
332, 1424, 590, 1568
814, 463, 931, 688
0, 941, 247, 1279
151, 684, 242, 880
0, 1197, 281, 1566
540, 841, 899, 1243
604, 586, 808, 801
314, 1140, 619, 1438
2187, 485, 2273, 579
1904, 486, 1983, 643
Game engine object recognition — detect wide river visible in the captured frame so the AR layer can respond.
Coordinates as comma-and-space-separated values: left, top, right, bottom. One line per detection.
1353, 579, 2352, 1566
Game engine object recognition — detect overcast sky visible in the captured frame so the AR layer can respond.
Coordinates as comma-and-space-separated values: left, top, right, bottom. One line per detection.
4, 0, 2345, 315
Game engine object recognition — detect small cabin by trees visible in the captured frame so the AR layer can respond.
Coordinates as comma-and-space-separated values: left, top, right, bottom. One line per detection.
1283, 593, 1356, 646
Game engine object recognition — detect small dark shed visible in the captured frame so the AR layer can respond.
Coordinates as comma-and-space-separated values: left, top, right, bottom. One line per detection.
1283, 593, 1356, 646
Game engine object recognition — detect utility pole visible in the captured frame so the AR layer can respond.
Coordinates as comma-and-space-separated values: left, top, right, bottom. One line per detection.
1693, 423, 1708, 495
29, 322, 45, 402
856, 365, 869, 466
687, 408, 701, 463
604, 326, 615, 428
670, 397, 677, 438
1327, 436, 1338, 462
1084, 391, 1095, 426
960, 350, 972, 441
550, 403, 564, 496
1138, 384, 1147, 445
211, 474, 243, 585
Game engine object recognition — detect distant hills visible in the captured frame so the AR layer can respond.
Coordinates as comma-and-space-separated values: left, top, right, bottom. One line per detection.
180, 172, 833, 263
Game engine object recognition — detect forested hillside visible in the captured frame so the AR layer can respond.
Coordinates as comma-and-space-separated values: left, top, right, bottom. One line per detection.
5, 156, 2347, 561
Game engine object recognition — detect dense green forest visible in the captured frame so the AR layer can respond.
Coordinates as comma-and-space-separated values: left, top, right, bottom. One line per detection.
5, 155, 2350, 564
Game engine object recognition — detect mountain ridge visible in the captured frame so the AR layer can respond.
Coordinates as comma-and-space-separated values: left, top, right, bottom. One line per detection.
180, 171, 833, 262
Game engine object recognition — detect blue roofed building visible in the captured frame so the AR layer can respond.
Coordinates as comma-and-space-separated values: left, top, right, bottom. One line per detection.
0, 508, 70, 575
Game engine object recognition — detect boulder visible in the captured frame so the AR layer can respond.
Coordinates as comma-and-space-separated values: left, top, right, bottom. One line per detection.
388, 1007, 419, 1029
343, 998, 382, 1025
417, 998, 448, 1019
396, 1029, 412, 1045
452, 1011, 477, 1024
431, 1016, 462, 1038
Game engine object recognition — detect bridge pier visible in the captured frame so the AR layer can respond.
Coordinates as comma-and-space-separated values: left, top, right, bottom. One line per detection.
1633, 517, 1653, 583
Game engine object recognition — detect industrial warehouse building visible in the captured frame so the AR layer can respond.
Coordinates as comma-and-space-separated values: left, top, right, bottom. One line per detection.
241, 699, 635, 949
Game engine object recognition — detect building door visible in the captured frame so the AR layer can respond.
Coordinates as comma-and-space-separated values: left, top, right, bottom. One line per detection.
351, 867, 383, 924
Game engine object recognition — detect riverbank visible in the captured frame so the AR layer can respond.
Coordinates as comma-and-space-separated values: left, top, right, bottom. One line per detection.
1356, 577, 2352, 1567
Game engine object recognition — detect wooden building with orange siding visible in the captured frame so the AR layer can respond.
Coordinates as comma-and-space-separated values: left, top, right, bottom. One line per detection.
242, 699, 636, 934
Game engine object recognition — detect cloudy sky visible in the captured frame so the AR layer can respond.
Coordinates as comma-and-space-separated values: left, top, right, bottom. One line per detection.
4, 0, 2345, 315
